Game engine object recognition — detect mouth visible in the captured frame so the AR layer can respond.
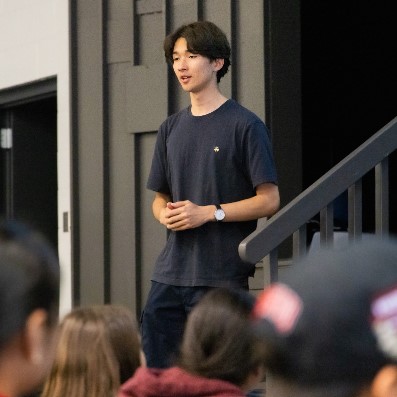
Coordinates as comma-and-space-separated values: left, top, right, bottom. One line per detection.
180, 76, 191, 84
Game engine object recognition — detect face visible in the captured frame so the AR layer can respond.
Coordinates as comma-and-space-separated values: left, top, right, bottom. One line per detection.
19, 309, 59, 395
172, 37, 223, 94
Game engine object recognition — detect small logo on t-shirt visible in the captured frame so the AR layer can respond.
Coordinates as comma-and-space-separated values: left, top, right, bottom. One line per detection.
214, 146, 220, 152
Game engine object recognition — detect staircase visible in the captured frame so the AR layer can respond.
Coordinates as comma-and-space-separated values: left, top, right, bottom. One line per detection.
239, 116, 397, 282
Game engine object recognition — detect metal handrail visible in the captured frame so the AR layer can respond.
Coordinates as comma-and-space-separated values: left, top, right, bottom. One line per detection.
239, 115, 397, 278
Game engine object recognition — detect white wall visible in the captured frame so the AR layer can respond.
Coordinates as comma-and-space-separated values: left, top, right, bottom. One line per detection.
0, 0, 72, 316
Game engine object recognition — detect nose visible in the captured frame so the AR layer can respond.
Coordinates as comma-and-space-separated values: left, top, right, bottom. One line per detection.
177, 57, 187, 71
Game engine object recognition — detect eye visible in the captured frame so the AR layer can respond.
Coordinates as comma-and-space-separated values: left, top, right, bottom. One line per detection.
172, 57, 179, 62
189, 55, 198, 59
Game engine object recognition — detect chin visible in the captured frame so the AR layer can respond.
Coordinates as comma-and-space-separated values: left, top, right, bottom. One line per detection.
180, 85, 193, 93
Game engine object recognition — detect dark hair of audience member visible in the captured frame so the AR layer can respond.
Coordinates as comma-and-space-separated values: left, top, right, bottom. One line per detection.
177, 287, 265, 388
0, 219, 60, 397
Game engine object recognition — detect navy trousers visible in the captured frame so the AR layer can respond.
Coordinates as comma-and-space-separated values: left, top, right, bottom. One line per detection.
141, 281, 212, 368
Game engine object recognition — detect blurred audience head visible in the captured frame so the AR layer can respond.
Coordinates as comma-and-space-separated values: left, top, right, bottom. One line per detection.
0, 219, 60, 397
253, 237, 397, 397
178, 287, 266, 392
41, 304, 144, 397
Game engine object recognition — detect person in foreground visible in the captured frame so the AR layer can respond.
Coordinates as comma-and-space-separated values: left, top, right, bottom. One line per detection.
120, 287, 266, 397
0, 219, 60, 397
41, 304, 145, 397
252, 237, 397, 397
142, 19, 280, 369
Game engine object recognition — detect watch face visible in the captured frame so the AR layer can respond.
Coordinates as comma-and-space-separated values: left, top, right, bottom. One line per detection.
215, 209, 225, 221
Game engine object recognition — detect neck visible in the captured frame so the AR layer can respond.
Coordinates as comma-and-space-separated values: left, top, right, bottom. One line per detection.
189, 87, 228, 116
0, 342, 30, 397
0, 373, 18, 397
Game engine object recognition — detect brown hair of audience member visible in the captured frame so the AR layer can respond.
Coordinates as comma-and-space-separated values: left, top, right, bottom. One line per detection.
41, 304, 143, 397
177, 287, 265, 391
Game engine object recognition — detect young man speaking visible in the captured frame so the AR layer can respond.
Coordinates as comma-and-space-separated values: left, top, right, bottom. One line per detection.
142, 20, 280, 368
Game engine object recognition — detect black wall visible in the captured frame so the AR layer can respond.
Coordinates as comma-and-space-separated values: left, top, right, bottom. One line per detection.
301, 3, 397, 233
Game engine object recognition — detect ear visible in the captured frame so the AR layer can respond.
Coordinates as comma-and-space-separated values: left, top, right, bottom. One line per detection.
370, 365, 397, 397
22, 309, 48, 365
212, 58, 224, 72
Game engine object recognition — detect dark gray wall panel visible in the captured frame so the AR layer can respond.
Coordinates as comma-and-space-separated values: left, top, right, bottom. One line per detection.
108, 130, 137, 308
126, 65, 168, 133
235, 0, 265, 119
170, 0, 199, 26
108, 20, 134, 64
74, 1, 106, 305
136, 132, 167, 309
202, 0, 233, 99
107, 62, 137, 309
108, 0, 133, 18
138, 13, 165, 65
107, 0, 133, 64
136, 0, 163, 15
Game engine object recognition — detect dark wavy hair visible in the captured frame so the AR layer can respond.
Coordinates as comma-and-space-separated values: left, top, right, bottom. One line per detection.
164, 21, 231, 83
0, 219, 60, 349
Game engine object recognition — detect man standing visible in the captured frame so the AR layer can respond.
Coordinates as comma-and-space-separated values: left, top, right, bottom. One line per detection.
142, 20, 280, 368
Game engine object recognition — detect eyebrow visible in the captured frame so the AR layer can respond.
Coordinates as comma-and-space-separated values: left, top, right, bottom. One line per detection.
173, 49, 189, 55
172, 46, 196, 55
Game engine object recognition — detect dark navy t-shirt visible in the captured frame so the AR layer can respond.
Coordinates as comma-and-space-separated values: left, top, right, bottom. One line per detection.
147, 99, 278, 287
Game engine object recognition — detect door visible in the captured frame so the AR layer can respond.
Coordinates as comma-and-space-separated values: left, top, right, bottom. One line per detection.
0, 96, 58, 247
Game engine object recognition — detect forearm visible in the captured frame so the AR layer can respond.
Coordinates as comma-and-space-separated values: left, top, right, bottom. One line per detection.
221, 197, 276, 222
151, 183, 279, 230
220, 183, 280, 222
152, 192, 171, 223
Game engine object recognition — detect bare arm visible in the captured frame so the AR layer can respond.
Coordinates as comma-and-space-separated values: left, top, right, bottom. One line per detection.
154, 183, 280, 231
220, 183, 280, 222
152, 192, 172, 224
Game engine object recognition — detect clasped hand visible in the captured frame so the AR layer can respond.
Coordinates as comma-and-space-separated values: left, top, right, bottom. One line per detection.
160, 200, 209, 231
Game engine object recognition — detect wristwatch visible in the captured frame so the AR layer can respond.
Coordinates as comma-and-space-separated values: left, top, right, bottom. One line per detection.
214, 204, 225, 222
